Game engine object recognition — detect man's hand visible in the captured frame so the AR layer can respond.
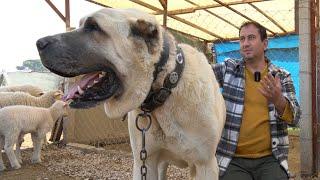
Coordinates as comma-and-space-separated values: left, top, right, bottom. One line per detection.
258, 73, 287, 115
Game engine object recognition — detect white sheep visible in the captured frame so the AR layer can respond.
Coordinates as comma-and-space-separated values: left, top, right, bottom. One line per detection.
0, 90, 63, 108
0, 100, 68, 170
0, 90, 63, 159
0, 85, 44, 97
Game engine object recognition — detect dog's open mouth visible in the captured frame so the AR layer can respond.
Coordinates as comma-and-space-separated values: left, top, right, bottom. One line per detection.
63, 68, 122, 109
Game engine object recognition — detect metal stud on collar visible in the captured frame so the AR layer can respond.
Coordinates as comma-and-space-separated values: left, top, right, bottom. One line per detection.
169, 72, 179, 84
176, 53, 183, 64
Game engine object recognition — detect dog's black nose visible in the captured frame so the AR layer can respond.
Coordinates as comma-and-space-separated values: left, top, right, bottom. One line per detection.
36, 38, 50, 50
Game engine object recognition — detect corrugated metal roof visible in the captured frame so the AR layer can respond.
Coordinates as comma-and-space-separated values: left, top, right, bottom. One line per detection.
88, 0, 295, 41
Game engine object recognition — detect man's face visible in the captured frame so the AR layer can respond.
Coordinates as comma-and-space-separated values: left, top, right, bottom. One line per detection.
239, 24, 268, 61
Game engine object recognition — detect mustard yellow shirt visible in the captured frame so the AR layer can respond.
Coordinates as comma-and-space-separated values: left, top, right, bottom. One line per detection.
235, 65, 293, 158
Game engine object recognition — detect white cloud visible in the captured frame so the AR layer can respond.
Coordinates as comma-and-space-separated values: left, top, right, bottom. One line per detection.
0, 0, 102, 72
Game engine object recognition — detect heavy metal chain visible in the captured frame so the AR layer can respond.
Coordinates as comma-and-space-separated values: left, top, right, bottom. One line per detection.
135, 112, 152, 180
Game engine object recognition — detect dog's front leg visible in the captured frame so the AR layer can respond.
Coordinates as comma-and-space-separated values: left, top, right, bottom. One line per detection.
194, 157, 219, 180
158, 161, 169, 180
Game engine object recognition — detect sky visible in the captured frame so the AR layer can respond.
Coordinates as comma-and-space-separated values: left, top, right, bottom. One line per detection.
0, 0, 102, 72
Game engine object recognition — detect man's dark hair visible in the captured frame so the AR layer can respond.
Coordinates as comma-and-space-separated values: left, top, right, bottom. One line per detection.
239, 21, 267, 41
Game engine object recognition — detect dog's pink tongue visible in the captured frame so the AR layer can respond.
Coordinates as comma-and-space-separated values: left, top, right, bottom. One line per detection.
63, 72, 100, 101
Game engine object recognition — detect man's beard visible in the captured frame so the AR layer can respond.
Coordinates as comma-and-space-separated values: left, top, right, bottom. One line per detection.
244, 56, 254, 61
241, 53, 254, 61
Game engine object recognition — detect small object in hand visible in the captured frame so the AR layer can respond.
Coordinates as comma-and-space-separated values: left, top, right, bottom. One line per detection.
254, 72, 261, 82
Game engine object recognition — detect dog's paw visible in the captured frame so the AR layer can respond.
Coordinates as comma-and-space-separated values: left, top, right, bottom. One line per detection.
17, 158, 22, 164
12, 164, 21, 170
31, 158, 41, 164
0, 164, 6, 171
15, 154, 22, 164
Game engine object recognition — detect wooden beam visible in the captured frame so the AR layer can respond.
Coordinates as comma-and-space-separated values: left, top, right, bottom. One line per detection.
248, 2, 287, 33
166, 26, 208, 41
185, 0, 240, 31
159, 0, 168, 28
131, 0, 159, 11
213, 0, 276, 35
131, 0, 221, 39
159, 0, 167, 9
45, 0, 73, 32
211, 30, 297, 43
85, 0, 111, 8
153, 0, 264, 15
153, 8, 195, 15
171, 15, 223, 39
45, 0, 65, 22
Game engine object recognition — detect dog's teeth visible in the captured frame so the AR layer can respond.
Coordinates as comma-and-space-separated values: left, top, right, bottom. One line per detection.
77, 86, 84, 95
101, 72, 106, 76
99, 74, 105, 78
94, 80, 99, 84
87, 84, 93, 88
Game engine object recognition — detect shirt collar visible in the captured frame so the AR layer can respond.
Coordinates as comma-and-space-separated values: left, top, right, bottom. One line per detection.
236, 56, 272, 69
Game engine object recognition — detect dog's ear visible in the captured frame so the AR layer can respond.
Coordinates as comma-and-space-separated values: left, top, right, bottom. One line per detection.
130, 19, 160, 54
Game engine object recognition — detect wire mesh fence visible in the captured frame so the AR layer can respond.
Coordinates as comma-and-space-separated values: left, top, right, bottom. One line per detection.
60, 76, 130, 147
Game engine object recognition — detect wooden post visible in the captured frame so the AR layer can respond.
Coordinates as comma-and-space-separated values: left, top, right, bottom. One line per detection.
310, 0, 318, 175
295, 0, 299, 34
159, 0, 168, 28
44, 0, 75, 143
65, 0, 71, 31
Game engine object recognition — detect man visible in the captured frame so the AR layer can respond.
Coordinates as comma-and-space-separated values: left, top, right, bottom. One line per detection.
212, 21, 301, 180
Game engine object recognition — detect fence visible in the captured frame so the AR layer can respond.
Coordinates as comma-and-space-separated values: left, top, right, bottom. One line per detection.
61, 75, 130, 146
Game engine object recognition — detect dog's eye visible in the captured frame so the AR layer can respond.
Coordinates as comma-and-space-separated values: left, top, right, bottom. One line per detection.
84, 21, 101, 32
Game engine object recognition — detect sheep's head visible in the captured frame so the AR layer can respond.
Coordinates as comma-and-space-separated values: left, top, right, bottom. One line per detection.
53, 90, 64, 100
52, 100, 69, 118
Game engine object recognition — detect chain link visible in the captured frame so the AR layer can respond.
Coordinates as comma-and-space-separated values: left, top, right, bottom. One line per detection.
135, 112, 152, 180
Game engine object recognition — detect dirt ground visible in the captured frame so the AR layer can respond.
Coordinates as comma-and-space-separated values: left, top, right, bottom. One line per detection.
0, 135, 315, 180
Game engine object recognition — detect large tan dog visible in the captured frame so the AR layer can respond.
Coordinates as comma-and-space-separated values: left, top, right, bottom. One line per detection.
37, 8, 225, 179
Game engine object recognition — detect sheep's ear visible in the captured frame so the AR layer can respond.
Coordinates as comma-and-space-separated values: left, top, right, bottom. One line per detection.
130, 19, 160, 54
54, 90, 63, 100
